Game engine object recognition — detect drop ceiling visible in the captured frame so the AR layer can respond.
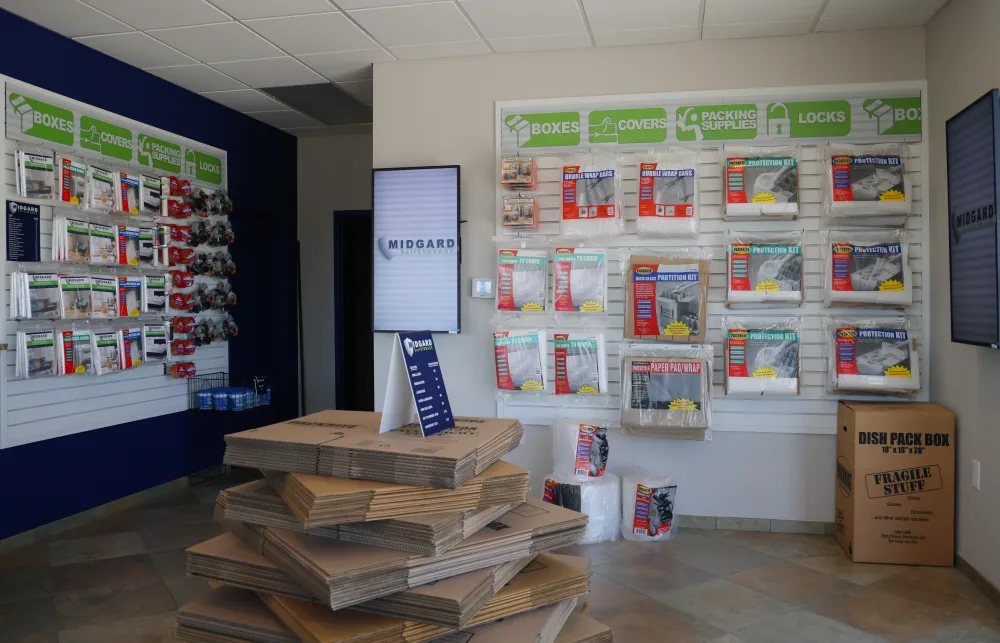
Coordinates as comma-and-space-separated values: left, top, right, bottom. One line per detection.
0, 0, 948, 136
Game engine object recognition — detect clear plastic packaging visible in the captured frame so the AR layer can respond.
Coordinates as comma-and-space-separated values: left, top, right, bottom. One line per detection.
552, 247, 607, 313
55, 326, 92, 375
92, 331, 122, 375
620, 343, 713, 440
825, 317, 921, 395
723, 145, 800, 220
825, 143, 912, 219
59, 274, 91, 319
822, 229, 912, 308
11, 272, 60, 319
621, 473, 678, 542
500, 156, 536, 189
623, 250, 711, 342
552, 420, 610, 478
496, 247, 547, 312
560, 150, 624, 238
16, 150, 55, 199
501, 196, 537, 231
553, 332, 608, 395
723, 317, 802, 396
542, 472, 620, 545
493, 329, 548, 392
16, 329, 57, 379
87, 164, 117, 211
56, 153, 87, 205
726, 230, 803, 307
637, 148, 699, 237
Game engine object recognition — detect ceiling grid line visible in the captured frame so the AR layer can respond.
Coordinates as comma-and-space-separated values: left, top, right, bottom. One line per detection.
449, 0, 495, 54
574, 0, 597, 47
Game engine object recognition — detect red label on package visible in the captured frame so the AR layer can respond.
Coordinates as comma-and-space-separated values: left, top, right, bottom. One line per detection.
726, 159, 749, 204
831, 243, 855, 292
172, 339, 196, 356
493, 331, 514, 391
727, 330, 749, 379
562, 165, 616, 220
573, 424, 603, 477
832, 155, 854, 202
543, 478, 557, 504
638, 163, 695, 218
59, 330, 76, 374
729, 244, 751, 291
631, 361, 701, 375
836, 327, 859, 375
632, 484, 675, 537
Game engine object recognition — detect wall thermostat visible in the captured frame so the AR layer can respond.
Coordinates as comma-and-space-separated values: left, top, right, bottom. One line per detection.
472, 278, 494, 299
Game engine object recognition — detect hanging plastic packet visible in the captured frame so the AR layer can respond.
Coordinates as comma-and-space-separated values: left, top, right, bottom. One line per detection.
543, 472, 620, 545
727, 230, 803, 307
17, 330, 57, 379
154, 225, 172, 266
140, 174, 162, 215
553, 332, 607, 395
624, 251, 710, 342
560, 151, 624, 238
87, 165, 117, 210
88, 223, 117, 264
56, 327, 93, 375
142, 274, 168, 314
493, 329, 547, 392
142, 324, 168, 365
26, 273, 60, 319
496, 247, 547, 312
723, 317, 801, 396
117, 225, 140, 266
552, 420, 610, 478
501, 197, 537, 231
56, 154, 87, 205
117, 276, 142, 317
16, 151, 55, 199
119, 327, 143, 369
826, 143, 911, 219
552, 247, 606, 313
723, 146, 799, 219
171, 316, 196, 334
65, 218, 90, 262
637, 149, 699, 237
59, 275, 91, 319
169, 362, 196, 378
620, 343, 713, 440
162, 176, 192, 197
116, 171, 141, 214
172, 338, 196, 357
138, 227, 155, 266
169, 247, 196, 267
826, 317, 921, 394
500, 156, 536, 189
621, 474, 678, 542
89, 276, 118, 318
822, 229, 912, 307
91, 331, 121, 375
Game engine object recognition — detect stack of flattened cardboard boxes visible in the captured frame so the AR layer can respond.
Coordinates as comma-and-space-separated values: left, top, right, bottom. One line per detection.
176, 410, 614, 643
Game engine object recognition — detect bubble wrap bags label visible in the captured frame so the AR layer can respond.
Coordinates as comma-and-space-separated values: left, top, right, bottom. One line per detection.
726, 329, 800, 396
626, 256, 709, 342
830, 241, 910, 306
553, 333, 606, 395
835, 327, 920, 393
562, 166, 617, 220
631, 483, 677, 538
553, 248, 606, 313
493, 330, 546, 391
725, 156, 799, 218
638, 165, 695, 219
496, 249, 547, 312
728, 243, 803, 305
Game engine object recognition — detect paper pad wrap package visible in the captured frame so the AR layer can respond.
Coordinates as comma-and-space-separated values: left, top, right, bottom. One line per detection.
637, 149, 699, 237
723, 145, 799, 219
723, 317, 801, 396
620, 343, 713, 440
727, 230, 803, 306
621, 474, 678, 542
542, 472, 620, 544
826, 317, 921, 394
822, 229, 912, 307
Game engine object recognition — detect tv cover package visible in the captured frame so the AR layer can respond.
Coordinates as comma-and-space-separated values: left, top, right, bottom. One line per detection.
496, 248, 547, 312
553, 332, 607, 395
493, 329, 547, 392
552, 247, 606, 313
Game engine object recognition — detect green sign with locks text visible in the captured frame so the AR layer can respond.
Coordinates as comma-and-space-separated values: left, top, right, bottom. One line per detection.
589, 108, 667, 144
676, 104, 758, 141
191, 150, 223, 185
504, 112, 581, 148
766, 100, 852, 138
79, 116, 133, 160
862, 97, 922, 135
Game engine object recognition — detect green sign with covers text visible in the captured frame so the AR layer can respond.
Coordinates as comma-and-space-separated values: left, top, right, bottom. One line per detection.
79, 116, 133, 160
504, 112, 580, 148
676, 104, 758, 141
589, 108, 667, 144
8, 92, 74, 146
137, 133, 183, 173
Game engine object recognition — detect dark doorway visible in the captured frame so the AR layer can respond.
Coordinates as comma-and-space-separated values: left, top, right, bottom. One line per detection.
334, 210, 375, 411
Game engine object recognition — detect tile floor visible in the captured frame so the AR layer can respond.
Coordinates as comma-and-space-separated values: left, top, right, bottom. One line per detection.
0, 469, 997, 643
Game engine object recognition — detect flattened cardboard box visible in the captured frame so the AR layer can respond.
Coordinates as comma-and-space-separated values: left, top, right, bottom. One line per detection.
175, 586, 297, 643
835, 401, 955, 566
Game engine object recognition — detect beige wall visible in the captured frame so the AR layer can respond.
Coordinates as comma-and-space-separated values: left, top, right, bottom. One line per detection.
371, 29, 926, 520
927, 0, 1000, 588
297, 133, 373, 413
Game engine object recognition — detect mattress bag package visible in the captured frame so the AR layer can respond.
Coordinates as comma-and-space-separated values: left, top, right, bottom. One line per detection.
826, 317, 921, 394
552, 420, 610, 478
553, 248, 607, 313
826, 143, 911, 218
624, 253, 710, 342
553, 332, 608, 395
723, 317, 801, 396
493, 329, 547, 392
543, 472, 620, 544
619, 343, 713, 440
727, 230, 803, 306
496, 248, 547, 312
560, 151, 624, 238
621, 474, 678, 543
637, 149, 699, 237
822, 230, 912, 307
723, 145, 799, 219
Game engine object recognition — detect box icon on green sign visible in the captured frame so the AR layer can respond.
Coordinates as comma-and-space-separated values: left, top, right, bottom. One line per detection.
8, 93, 74, 146
504, 112, 580, 148
863, 97, 922, 135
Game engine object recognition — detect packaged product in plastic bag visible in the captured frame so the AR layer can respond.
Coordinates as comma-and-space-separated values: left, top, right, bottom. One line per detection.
723, 145, 799, 219
825, 143, 911, 218
727, 230, 803, 306
553, 247, 606, 313
560, 151, 624, 238
723, 317, 801, 396
822, 229, 912, 307
826, 317, 921, 394
552, 420, 610, 478
621, 474, 678, 542
502, 196, 537, 231
637, 149, 699, 237
553, 332, 608, 395
493, 329, 548, 392
500, 156, 536, 189
620, 343, 713, 440
496, 247, 547, 312
623, 251, 711, 342
543, 472, 620, 544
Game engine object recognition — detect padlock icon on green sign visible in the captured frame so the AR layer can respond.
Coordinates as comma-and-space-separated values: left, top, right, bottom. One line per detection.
767, 102, 791, 138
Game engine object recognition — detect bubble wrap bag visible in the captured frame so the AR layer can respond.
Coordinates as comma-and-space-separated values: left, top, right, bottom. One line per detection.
822, 229, 912, 307
552, 420, 610, 478
723, 316, 801, 396
496, 248, 548, 312
727, 230, 803, 306
620, 343, 713, 440
723, 145, 800, 220
560, 150, 624, 238
825, 317, 921, 394
637, 148, 699, 237
621, 474, 678, 542
543, 472, 621, 544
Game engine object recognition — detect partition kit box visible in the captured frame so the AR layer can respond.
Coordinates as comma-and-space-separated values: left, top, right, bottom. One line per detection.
624, 255, 710, 342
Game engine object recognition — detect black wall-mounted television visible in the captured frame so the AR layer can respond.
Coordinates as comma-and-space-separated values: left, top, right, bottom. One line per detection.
947, 89, 1000, 349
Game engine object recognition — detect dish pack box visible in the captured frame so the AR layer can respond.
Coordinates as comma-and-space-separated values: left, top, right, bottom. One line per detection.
835, 402, 955, 566
625, 255, 709, 342
223, 411, 524, 489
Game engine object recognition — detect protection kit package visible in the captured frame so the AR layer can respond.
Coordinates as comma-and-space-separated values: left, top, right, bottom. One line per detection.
553, 332, 608, 395
826, 317, 920, 394
16, 330, 56, 379
637, 149, 699, 237
543, 472, 621, 544
16, 151, 55, 199
10, 272, 60, 319
493, 329, 548, 392
90, 276, 118, 318
88, 223, 117, 264
56, 154, 86, 205
55, 328, 93, 375
552, 420, 610, 478
552, 247, 606, 313
723, 146, 799, 219
560, 151, 624, 238
500, 156, 536, 189
59, 275, 91, 319
727, 230, 803, 306
822, 229, 912, 307
502, 197, 537, 231
624, 252, 710, 342
87, 165, 117, 210
92, 331, 121, 375
496, 248, 547, 312
621, 474, 678, 542
724, 317, 801, 396
619, 343, 713, 440
825, 143, 911, 218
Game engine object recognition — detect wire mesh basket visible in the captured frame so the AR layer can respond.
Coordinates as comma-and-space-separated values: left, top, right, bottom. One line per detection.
188, 372, 272, 411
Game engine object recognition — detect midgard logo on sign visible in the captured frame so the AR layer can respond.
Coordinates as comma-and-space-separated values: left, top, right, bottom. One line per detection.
676, 104, 758, 141
137, 133, 182, 173
377, 236, 457, 259
80, 116, 133, 161
8, 93, 74, 146
192, 150, 223, 185
504, 112, 580, 147
589, 108, 667, 144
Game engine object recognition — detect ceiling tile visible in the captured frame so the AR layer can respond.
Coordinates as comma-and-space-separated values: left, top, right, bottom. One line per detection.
459, 0, 585, 39
208, 0, 338, 19
212, 57, 327, 88
83, 0, 230, 29
336, 0, 438, 8
593, 25, 699, 47
0, 0, 132, 37
244, 12, 378, 55
704, 0, 824, 25
489, 33, 592, 53
389, 40, 489, 60
74, 32, 195, 68
822, 0, 947, 16
816, 11, 935, 31
703, 20, 814, 39
348, 2, 479, 47
297, 49, 394, 82
581, 0, 701, 33
147, 22, 282, 63
200, 89, 286, 112
336, 80, 373, 105
246, 109, 324, 128
146, 64, 246, 92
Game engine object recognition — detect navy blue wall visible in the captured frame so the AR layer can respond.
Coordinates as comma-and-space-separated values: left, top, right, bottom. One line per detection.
0, 9, 299, 540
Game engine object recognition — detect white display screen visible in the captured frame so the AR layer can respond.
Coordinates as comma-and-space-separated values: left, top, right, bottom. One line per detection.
373, 166, 460, 333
